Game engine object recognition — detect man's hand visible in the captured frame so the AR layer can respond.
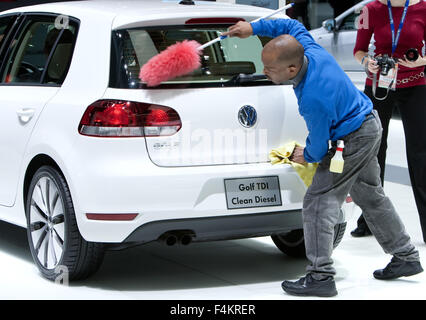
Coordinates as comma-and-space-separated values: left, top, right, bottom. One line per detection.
289, 146, 306, 165
221, 21, 253, 38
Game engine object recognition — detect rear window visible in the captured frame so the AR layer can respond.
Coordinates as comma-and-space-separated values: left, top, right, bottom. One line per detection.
110, 25, 273, 89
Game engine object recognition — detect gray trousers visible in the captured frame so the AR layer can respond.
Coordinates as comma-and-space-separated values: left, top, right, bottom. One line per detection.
303, 109, 420, 280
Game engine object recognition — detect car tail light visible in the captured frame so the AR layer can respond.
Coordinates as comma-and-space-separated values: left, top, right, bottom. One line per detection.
78, 100, 182, 137
185, 18, 245, 24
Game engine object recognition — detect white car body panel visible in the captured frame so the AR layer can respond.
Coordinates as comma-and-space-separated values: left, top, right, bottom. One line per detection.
112, 1, 281, 29
0, 86, 59, 207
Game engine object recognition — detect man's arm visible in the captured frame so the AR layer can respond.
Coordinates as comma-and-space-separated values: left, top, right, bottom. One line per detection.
223, 18, 320, 51
250, 18, 320, 50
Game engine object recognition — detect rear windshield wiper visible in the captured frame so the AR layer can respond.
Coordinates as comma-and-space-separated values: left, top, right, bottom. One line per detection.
227, 73, 268, 84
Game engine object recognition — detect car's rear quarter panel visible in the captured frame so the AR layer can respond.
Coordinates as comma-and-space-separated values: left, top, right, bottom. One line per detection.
10, 7, 115, 227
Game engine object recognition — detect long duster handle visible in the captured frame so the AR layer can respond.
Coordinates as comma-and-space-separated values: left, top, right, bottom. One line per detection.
197, 2, 295, 51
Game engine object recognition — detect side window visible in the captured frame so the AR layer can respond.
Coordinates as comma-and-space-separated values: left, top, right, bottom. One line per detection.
1, 15, 77, 85
0, 16, 12, 46
339, 12, 358, 31
44, 24, 77, 84
0, 16, 15, 60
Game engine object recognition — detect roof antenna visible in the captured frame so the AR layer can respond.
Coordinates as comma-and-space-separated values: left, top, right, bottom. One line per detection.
179, 0, 195, 5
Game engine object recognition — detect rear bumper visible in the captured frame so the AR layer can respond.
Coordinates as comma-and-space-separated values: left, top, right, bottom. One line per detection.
124, 209, 303, 244
73, 163, 307, 243
66, 138, 308, 243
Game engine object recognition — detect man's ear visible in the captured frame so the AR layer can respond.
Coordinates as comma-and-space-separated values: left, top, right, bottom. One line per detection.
288, 65, 297, 74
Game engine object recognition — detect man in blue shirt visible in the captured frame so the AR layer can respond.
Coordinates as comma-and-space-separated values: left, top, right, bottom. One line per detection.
223, 18, 422, 297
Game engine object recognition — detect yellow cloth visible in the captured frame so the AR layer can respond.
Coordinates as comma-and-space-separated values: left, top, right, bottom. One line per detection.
269, 141, 318, 187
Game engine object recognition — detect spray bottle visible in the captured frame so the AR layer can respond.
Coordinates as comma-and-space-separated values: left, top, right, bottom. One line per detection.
330, 140, 345, 174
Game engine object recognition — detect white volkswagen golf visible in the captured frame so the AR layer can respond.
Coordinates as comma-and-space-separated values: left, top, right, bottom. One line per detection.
0, 0, 347, 281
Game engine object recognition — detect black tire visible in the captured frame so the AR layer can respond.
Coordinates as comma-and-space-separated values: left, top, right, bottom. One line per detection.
25, 165, 105, 281
271, 222, 347, 258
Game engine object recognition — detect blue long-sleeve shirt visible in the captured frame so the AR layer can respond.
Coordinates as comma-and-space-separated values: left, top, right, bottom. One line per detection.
251, 19, 373, 163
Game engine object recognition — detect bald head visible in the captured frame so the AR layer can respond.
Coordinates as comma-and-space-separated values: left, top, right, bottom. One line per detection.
261, 35, 305, 84
263, 35, 305, 67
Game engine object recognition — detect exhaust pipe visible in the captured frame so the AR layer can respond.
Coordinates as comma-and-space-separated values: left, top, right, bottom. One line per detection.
174, 230, 194, 246
158, 230, 195, 246
178, 233, 193, 246
159, 232, 178, 246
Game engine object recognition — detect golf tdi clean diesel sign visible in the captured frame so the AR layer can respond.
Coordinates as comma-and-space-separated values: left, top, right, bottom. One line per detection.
224, 176, 282, 209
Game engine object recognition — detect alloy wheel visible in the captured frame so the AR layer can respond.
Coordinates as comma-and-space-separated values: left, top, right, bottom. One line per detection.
29, 176, 65, 270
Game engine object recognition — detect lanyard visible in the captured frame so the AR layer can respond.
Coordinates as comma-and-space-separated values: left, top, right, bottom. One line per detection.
387, 0, 410, 56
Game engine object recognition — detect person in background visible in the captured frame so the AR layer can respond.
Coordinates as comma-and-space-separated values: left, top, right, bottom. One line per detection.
352, 0, 426, 241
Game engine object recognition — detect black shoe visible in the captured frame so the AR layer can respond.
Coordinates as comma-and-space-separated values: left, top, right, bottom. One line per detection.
373, 256, 424, 280
281, 274, 337, 297
350, 224, 372, 237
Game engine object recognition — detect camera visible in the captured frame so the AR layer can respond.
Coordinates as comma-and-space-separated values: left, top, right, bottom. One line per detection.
375, 54, 396, 76
405, 48, 419, 62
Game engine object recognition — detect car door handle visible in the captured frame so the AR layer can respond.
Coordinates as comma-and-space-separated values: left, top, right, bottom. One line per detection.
17, 108, 35, 123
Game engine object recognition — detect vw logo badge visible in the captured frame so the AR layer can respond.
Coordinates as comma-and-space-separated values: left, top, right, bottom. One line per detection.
238, 105, 257, 128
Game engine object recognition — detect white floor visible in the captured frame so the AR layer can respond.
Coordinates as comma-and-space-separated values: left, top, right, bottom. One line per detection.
0, 120, 425, 300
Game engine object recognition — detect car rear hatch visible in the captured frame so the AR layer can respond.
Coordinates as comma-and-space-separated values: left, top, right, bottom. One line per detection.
100, 3, 307, 167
